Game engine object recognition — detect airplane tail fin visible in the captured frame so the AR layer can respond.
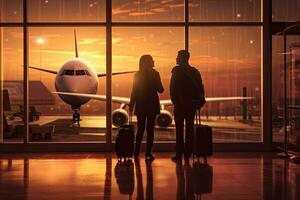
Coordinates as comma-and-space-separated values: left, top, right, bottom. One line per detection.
74, 29, 79, 58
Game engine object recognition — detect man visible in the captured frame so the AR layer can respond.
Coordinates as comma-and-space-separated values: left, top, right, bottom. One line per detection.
170, 50, 205, 162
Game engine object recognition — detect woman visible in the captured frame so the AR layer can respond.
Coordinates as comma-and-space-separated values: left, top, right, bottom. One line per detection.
129, 55, 164, 161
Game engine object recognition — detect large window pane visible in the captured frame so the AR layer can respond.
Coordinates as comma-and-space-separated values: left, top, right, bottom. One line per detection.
28, 0, 106, 22
112, 27, 184, 142
0, 0, 23, 22
189, 0, 261, 22
272, 35, 300, 143
190, 27, 262, 143
272, 0, 300, 22
1, 27, 24, 143
112, 0, 184, 22
28, 27, 106, 142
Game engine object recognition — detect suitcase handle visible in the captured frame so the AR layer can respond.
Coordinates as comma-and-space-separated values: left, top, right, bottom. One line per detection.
128, 112, 133, 125
195, 109, 201, 125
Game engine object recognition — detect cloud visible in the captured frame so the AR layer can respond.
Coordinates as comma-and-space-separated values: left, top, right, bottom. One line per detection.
112, 37, 122, 45
192, 56, 224, 65
30, 49, 75, 55
112, 55, 137, 60
112, 8, 131, 15
151, 8, 167, 13
168, 3, 184, 8
130, 36, 147, 40
78, 38, 103, 45
112, 0, 183, 18
129, 11, 156, 16
38, 34, 61, 38
29, 34, 61, 40
161, 0, 174, 4
227, 59, 252, 65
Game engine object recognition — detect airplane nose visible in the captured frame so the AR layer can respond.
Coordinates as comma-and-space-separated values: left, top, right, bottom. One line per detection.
56, 76, 97, 94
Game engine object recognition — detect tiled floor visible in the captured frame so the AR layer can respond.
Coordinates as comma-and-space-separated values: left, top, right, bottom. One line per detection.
0, 153, 299, 200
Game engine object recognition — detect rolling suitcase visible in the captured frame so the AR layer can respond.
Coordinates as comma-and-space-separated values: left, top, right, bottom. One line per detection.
193, 109, 213, 159
115, 114, 134, 160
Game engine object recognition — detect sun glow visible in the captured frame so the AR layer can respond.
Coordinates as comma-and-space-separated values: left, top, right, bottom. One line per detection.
36, 37, 45, 45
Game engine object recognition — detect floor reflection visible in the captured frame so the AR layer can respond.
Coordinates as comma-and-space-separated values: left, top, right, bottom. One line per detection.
0, 153, 300, 200
114, 160, 135, 198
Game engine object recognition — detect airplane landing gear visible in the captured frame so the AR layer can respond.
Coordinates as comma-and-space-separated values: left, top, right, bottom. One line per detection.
72, 108, 81, 125
73, 112, 80, 122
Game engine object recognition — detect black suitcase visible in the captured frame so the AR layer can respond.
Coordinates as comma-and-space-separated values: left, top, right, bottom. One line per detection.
193, 109, 213, 158
115, 115, 135, 160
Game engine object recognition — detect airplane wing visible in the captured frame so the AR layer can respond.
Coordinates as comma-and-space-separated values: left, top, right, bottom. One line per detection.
53, 92, 130, 105
54, 92, 253, 107
97, 70, 137, 77
160, 97, 254, 107
28, 66, 58, 74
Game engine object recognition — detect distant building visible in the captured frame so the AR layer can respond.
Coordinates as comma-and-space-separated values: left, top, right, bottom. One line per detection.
2, 80, 55, 106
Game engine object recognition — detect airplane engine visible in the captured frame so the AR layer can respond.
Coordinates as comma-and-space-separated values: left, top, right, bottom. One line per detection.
156, 110, 173, 128
112, 109, 129, 127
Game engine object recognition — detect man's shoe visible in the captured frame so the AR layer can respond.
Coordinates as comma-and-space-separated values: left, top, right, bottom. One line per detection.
184, 156, 190, 162
171, 154, 182, 161
203, 156, 208, 163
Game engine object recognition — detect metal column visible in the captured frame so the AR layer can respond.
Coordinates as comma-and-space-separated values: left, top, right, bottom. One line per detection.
23, 0, 29, 143
262, 0, 272, 149
106, 0, 112, 144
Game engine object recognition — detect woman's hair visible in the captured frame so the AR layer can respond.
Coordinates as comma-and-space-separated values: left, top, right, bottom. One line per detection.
139, 55, 153, 71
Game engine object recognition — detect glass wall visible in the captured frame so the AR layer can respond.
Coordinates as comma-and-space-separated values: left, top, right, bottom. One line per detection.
0, 0, 265, 145
189, 0, 261, 22
272, 0, 300, 22
0, 27, 24, 143
272, 35, 300, 142
0, 0, 23, 22
190, 27, 262, 142
272, 0, 300, 143
28, 0, 106, 22
112, 0, 184, 22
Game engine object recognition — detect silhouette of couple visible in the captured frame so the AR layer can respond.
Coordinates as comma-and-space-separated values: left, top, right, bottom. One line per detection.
129, 50, 205, 161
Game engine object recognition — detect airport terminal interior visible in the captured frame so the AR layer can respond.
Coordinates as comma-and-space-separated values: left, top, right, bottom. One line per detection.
1, 0, 300, 199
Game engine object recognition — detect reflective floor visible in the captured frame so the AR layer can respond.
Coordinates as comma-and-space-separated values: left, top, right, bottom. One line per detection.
0, 153, 299, 200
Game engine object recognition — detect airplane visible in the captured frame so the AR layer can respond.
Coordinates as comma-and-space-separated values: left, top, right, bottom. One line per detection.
29, 30, 253, 128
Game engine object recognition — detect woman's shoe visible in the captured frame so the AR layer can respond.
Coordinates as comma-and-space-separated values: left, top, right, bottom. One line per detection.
134, 152, 139, 160
171, 154, 182, 161
145, 153, 155, 161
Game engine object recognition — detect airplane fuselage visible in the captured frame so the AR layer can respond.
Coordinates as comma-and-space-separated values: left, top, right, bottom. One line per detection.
55, 58, 98, 109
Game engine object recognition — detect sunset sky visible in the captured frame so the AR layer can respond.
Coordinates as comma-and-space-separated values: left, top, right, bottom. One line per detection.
1, 26, 261, 96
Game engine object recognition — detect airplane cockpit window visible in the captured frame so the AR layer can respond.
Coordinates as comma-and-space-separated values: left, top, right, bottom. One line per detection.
84, 70, 91, 76
64, 70, 75, 75
75, 70, 86, 76
60, 70, 90, 76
